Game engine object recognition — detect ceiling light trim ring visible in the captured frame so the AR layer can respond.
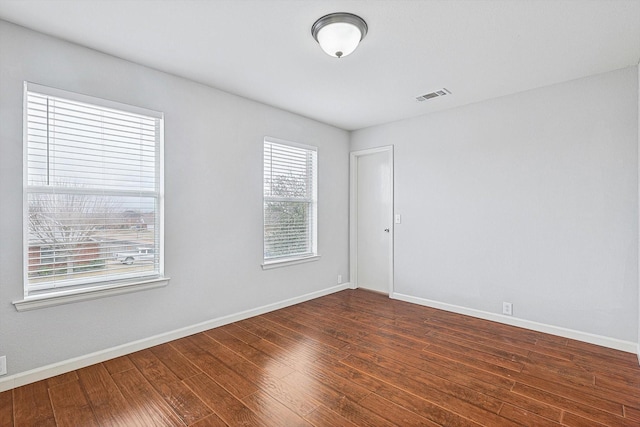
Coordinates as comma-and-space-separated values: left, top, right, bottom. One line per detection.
311, 12, 368, 42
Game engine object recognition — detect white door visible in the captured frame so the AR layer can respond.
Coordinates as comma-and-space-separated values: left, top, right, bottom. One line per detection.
351, 147, 393, 294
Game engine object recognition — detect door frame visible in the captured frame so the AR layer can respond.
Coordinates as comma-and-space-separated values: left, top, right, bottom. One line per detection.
349, 145, 394, 295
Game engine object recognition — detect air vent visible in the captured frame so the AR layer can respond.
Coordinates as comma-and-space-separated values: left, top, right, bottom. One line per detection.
416, 88, 451, 102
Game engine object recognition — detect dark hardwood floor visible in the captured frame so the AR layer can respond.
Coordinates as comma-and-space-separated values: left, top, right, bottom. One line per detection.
1, 289, 639, 426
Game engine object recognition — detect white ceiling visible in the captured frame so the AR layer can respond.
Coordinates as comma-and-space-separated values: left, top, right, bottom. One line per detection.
1, 0, 639, 131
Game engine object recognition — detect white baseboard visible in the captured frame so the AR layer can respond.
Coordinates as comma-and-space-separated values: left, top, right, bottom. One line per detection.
0, 283, 351, 392
391, 292, 638, 355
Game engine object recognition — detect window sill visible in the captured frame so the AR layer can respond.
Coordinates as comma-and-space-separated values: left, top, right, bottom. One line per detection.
262, 255, 321, 270
13, 277, 170, 312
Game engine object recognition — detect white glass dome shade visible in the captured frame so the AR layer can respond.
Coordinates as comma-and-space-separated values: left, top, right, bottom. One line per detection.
311, 13, 368, 58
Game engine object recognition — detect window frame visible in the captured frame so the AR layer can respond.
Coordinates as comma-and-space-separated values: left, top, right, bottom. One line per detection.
16, 82, 167, 310
262, 137, 319, 269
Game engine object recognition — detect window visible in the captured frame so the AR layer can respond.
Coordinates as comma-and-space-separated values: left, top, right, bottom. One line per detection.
263, 138, 318, 265
22, 82, 165, 303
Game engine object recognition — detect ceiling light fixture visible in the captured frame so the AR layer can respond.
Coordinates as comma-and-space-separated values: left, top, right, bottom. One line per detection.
311, 12, 368, 58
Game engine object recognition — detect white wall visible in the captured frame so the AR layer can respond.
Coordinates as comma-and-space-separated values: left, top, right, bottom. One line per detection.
352, 67, 639, 345
0, 21, 349, 380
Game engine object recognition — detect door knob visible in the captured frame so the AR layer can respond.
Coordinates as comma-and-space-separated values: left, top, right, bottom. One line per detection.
384, 228, 390, 232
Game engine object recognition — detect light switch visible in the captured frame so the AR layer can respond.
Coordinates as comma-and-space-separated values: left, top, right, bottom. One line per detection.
395, 214, 401, 224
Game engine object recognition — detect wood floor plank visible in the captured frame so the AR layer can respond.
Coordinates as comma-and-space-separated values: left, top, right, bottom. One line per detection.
235, 319, 324, 364
426, 329, 531, 363
525, 364, 640, 410
342, 346, 504, 413
0, 390, 14, 426
296, 360, 371, 402
6, 289, 640, 427
303, 296, 400, 329
389, 344, 563, 422
255, 374, 321, 418
231, 330, 310, 372
422, 341, 522, 378
332, 301, 404, 325
366, 325, 427, 352
197, 331, 322, 418
522, 351, 595, 386
412, 321, 532, 358
295, 359, 375, 403
184, 373, 269, 427
110, 366, 185, 426
342, 353, 520, 426
592, 365, 640, 390
278, 371, 395, 427
444, 318, 543, 344
258, 313, 351, 351
498, 403, 561, 426
565, 338, 640, 367
149, 342, 203, 381
486, 387, 563, 422
424, 332, 525, 372
512, 382, 635, 426
77, 363, 141, 427
319, 396, 398, 427
242, 390, 313, 427
513, 371, 623, 415
270, 303, 373, 343
102, 355, 136, 375
128, 348, 213, 425
423, 309, 553, 344
370, 378, 487, 427
189, 333, 282, 388
216, 322, 262, 344
561, 410, 611, 427
189, 413, 228, 427
49, 380, 99, 427
295, 357, 492, 427
46, 371, 79, 388
303, 405, 360, 427
530, 338, 581, 360
12, 380, 56, 426
522, 352, 640, 410
170, 335, 258, 399
423, 316, 573, 361
349, 337, 516, 391
358, 392, 442, 427
243, 316, 351, 362
624, 405, 640, 421
204, 327, 294, 378
359, 339, 562, 422
378, 319, 441, 344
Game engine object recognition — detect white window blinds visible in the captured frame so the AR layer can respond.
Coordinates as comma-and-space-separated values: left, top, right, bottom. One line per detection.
24, 83, 163, 295
263, 138, 317, 262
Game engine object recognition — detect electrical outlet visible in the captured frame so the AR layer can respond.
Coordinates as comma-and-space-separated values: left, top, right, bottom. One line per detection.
502, 302, 513, 316
0, 356, 6, 376
337, 274, 342, 284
